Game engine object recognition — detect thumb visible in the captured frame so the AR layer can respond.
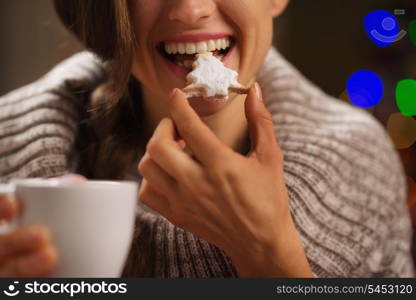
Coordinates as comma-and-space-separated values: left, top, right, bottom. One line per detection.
245, 82, 279, 163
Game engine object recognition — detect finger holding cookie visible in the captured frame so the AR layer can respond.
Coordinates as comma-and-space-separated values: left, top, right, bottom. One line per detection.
138, 84, 312, 277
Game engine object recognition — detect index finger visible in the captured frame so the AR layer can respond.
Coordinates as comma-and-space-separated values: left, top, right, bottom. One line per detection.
146, 118, 203, 182
0, 195, 18, 222
0, 225, 51, 265
168, 89, 232, 165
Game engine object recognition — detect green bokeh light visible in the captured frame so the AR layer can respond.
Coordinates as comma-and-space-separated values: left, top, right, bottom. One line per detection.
396, 79, 416, 117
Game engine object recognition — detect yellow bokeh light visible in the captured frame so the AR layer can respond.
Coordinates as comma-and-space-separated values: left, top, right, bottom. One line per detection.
387, 113, 416, 149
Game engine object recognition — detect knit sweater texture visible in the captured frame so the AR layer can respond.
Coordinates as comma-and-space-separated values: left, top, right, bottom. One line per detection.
0, 48, 414, 277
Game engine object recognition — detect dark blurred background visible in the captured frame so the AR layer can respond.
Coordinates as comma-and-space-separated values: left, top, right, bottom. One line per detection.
0, 0, 415, 257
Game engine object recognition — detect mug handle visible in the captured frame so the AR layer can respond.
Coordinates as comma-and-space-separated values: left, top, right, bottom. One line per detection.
0, 183, 17, 234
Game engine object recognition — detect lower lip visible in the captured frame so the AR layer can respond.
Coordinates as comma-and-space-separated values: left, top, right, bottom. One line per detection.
159, 44, 236, 81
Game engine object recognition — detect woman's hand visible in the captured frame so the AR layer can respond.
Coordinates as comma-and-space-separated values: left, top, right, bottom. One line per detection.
0, 195, 57, 277
0, 174, 85, 277
138, 84, 312, 277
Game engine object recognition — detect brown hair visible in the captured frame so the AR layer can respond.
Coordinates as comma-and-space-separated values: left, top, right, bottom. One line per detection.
54, 0, 146, 179
54, 0, 153, 276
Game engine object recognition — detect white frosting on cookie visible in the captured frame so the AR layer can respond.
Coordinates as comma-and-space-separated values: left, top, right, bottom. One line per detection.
183, 52, 246, 101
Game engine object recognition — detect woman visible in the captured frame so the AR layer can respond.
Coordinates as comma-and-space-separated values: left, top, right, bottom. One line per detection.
0, 0, 414, 277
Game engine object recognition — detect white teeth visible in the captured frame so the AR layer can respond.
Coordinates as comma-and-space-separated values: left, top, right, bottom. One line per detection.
222, 38, 228, 49
164, 37, 232, 55
185, 43, 196, 54
177, 43, 186, 54
171, 43, 178, 54
196, 41, 208, 53
165, 43, 172, 54
207, 40, 216, 51
216, 39, 223, 50
173, 60, 193, 69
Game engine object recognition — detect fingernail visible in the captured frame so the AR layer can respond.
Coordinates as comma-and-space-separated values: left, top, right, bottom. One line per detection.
138, 152, 147, 167
254, 82, 263, 102
169, 88, 178, 99
176, 139, 186, 150
56, 174, 86, 184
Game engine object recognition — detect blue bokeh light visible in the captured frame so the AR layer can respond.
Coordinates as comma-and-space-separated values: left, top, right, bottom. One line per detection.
346, 70, 384, 108
364, 10, 400, 47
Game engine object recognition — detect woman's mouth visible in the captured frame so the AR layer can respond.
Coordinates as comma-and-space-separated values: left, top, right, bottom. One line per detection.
157, 36, 235, 78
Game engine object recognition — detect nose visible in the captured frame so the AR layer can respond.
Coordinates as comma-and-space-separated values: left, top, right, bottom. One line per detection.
168, 0, 216, 25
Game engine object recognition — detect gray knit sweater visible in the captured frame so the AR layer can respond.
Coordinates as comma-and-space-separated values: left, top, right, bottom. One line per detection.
0, 48, 414, 277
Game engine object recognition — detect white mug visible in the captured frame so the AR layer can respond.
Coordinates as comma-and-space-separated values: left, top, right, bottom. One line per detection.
0, 178, 138, 277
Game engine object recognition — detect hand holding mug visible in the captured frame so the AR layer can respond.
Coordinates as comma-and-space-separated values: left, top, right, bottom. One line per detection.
0, 174, 137, 277
0, 174, 85, 277
0, 195, 56, 277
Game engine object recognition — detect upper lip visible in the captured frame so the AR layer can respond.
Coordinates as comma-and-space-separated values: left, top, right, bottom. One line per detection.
159, 32, 233, 44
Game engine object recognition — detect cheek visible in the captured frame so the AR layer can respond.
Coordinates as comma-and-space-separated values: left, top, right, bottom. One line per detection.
129, 1, 164, 90
220, 1, 274, 81
130, 1, 157, 53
